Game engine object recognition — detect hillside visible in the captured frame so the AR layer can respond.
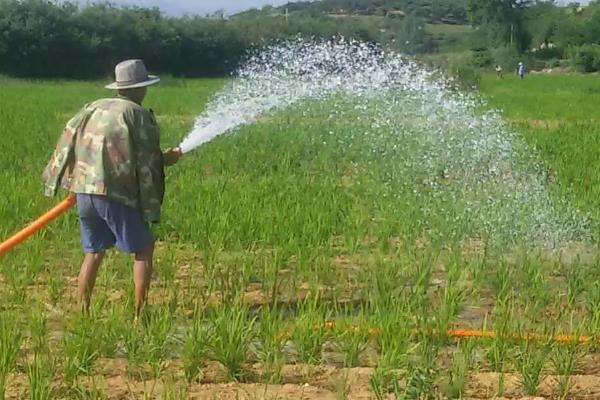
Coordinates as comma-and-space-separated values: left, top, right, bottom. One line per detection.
238, 0, 469, 24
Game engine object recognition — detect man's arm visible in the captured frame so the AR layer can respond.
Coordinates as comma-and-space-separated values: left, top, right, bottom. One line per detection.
43, 106, 92, 196
130, 108, 165, 223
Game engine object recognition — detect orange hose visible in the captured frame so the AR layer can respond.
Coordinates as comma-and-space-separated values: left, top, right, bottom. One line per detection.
447, 328, 591, 343
318, 322, 593, 345
0, 194, 76, 257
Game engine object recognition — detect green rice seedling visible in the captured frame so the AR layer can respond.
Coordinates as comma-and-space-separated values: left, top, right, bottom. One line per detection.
365, 259, 412, 368
62, 316, 100, 387
26, 354, 54, 400
517, 339, 551, 396
263, 251, 288, 308
343, 208, 366, 255
29, 307, 47, 355
377, 318, 412, 370
551, 339, 586, 399
122, 324, 147, 374
363, 255, 405, 310
47, 270, 64, 306
549, 314, 588, 399
127, 307, 174, 379
586, 281, 600, 340
485, 327, 510, 374
210, 260, 251, 306
311, 255, 341, 290
435, 258, 469, 345
396, 362, 437, 400
23, 246, 45, 284
0, 312, 22, 399
370, 367, 401, 400
417, 334, 439, 376
92, 304, 123, 359
394, 331, 439, 399
71, 381, 106, 400
5, 264, 29, 303
183, 313, 210, 384
332, 319, 370, 368
490, 264, 514, 305
256, 306, 285, 383
166, 286, 180, 318
443, 340, 475, 399
330, 304, 370, 368
155, 243, 178, 288
565, 264, 588, 309
291, 292, 328, 364
520, 257, 551, 308
335, 371, 350, 400
208, 301, 256, 381
162, 378, 188, 400
484, 293, 515, 374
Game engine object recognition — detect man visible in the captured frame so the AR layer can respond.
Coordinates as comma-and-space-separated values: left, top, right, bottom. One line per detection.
43, 59, 181, 318
517, 62, 526, 80
495, 64, 503, 79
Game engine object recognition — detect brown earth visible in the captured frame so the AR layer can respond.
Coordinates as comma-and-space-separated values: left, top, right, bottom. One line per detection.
7, 359, 600, 399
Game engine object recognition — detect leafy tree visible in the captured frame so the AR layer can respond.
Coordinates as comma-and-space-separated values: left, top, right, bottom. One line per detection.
467, 0, 532, 52
524, 1, 561, 49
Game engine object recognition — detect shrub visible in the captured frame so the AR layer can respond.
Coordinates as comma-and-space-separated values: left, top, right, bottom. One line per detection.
534, 47, 564, 60
569, 44, 600, 73
470, 47, 493, 68
491, 46, 522, 73
452, 64, 482, 89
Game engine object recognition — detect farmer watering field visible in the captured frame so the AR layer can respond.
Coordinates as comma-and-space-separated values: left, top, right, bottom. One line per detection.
42, 60, 182, 318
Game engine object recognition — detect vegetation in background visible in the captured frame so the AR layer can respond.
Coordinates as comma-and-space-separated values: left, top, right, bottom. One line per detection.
5, 0, 600, 80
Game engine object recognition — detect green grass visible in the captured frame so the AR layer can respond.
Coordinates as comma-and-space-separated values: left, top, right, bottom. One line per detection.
0, 74, 600, 397
480, 73, 600, 223
425, 23, 473, 53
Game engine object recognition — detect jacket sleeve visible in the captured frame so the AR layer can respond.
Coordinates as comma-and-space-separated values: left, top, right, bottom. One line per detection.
42, 107, 90, 197
128, 108, 165, 223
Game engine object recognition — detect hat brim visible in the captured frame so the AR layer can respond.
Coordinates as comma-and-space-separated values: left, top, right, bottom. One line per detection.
105, 75, 160, 90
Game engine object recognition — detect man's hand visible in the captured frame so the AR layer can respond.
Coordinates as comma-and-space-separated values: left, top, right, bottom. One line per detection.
163, 147, 182, 167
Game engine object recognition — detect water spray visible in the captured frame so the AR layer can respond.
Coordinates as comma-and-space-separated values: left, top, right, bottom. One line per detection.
1, 38, 590, 257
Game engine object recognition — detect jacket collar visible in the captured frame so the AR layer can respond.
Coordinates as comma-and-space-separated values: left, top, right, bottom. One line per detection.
117, 93, 142, 105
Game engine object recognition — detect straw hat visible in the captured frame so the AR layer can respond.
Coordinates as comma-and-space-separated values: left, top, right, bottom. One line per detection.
105, 59, 160, 90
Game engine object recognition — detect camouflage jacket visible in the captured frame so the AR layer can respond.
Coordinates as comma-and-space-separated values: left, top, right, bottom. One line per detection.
43, 96, 165, 222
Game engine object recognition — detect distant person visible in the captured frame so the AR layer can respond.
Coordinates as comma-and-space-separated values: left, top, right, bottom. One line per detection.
43, 59, 182, 319
517, 62, 526, 80
495, 65, 503, 79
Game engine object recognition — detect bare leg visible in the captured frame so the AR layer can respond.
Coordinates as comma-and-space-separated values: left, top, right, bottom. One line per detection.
133, 243, 154, 320
78, 252, 105, 315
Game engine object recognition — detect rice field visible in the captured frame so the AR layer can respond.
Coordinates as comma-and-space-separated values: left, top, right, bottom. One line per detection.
1, 73, 600, 399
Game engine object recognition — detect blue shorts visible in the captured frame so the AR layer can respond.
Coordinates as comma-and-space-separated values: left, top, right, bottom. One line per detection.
76, 194, 154, 254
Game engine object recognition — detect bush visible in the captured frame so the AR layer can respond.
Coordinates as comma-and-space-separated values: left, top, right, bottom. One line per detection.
544, 58, 562, 68
533, 47, 564, 60
491, 46, 522, 73
452, 64, 482, 89
569, 44, 600, 73
419, 51, 481, 89
469, 47, 493, 68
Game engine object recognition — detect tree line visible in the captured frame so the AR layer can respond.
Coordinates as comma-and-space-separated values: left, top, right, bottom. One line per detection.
467, 0, 600, 72
5, 0, 600, 78
272, 0, 468, 23
0, 0, 412, 78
